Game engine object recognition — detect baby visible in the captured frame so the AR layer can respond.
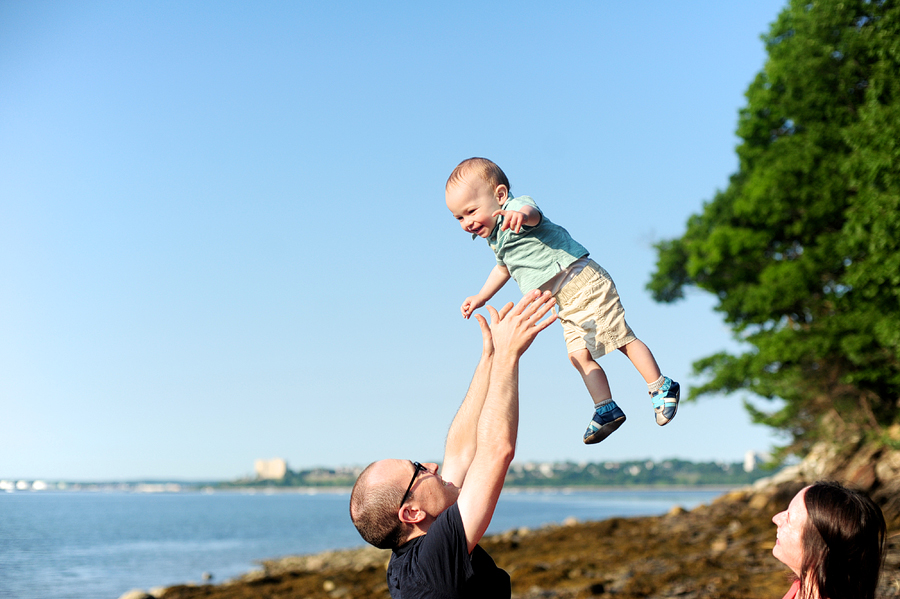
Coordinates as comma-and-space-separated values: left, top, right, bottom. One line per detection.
445, 157, 679, 444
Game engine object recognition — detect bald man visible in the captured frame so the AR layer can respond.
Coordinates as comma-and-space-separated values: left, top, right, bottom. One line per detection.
350, 291, 557, 599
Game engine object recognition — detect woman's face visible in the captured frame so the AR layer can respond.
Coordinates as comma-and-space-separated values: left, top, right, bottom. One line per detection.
772, 487, 809, 575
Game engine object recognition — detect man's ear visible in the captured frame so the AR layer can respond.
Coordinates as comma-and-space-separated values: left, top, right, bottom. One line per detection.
399, 504, 426, 525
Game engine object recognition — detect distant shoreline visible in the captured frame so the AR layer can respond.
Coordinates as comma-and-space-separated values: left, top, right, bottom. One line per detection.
1, 483, 743, 495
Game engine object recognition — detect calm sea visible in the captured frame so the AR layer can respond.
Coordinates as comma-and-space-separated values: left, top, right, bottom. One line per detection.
0, 487, 725, 599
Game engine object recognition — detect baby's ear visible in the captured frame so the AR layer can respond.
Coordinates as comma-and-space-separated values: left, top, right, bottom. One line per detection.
495, 184, 509, 204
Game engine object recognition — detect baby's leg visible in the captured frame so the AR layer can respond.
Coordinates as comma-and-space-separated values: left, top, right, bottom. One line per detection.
618, 339, 680, 426
569, 349, 612, 403
571, 349, 626, 444
617, 338, 661, 383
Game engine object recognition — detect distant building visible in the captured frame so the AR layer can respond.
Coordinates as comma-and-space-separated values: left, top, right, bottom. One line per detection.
743, 450, 770, 472
255, 458, 288, 480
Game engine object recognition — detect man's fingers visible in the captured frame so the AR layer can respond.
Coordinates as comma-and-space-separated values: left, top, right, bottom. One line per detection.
487, 291, 554, 330
497, 301, 515, 321
514, 291, 556, 330
516, 290, 546, 316
528, 291, 556, 320
482, 290, 556, 358
485, 304, 500, 323
473, 313, 494, 352
531, 305, 558, 332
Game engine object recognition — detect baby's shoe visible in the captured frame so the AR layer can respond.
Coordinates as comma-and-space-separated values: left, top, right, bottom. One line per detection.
651, 377, 680, 425
583, 400, 626, 445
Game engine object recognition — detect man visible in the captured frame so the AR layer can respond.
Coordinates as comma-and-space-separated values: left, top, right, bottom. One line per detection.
350, 290, 557, 599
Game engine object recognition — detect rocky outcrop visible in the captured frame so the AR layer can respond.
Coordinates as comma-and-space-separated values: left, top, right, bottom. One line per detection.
738, 437, 900, 529
158, 442, 900, 599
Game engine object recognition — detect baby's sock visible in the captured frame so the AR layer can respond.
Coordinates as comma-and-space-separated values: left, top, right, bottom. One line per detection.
593, 398, 613, 410
648, 375, 666, 395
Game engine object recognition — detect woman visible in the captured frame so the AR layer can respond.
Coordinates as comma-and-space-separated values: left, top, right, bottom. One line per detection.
772, 481, 886, 599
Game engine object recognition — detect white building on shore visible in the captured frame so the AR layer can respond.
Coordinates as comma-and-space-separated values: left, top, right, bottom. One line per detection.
254, 458, 288, 480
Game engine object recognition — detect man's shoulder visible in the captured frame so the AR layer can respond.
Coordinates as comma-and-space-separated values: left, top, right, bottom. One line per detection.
387, 503, 509, 599
391, 504, 463, 561
387, 504, 471, 598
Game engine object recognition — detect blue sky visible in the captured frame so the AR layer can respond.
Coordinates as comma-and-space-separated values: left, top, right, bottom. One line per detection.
1, 1, 790, 481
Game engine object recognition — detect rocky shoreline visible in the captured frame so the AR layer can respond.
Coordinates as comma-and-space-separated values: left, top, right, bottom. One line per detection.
123, 443, 900, 599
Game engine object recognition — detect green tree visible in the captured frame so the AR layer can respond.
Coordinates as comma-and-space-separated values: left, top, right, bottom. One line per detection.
649, 0, 900, 458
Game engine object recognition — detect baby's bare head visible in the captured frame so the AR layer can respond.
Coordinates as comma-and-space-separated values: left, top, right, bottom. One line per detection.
445, 157, 510, 195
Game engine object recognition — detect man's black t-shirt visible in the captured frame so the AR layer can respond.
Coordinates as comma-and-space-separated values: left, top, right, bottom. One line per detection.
386, 503, 510, 599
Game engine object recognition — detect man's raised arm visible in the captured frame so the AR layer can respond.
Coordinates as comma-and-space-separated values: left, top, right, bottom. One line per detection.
455, 290, 556, 553
440, 313, 495, 487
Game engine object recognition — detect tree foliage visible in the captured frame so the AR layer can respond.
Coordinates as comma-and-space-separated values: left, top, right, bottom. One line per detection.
649, 0, 900, 458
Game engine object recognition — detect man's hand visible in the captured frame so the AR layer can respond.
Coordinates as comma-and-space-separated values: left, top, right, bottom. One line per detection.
461, 295, 485, 319
485, 290, 557, 358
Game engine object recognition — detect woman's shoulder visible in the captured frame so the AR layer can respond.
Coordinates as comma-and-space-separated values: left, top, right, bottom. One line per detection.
781, 579, 801, 599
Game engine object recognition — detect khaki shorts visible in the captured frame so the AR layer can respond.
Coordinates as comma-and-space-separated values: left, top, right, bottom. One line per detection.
554, 260, 636, 359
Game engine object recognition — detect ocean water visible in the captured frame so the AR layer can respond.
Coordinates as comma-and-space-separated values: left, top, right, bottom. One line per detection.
0, 487, 725, 599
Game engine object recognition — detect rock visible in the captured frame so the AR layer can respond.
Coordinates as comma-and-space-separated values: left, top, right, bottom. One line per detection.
710, 537, 728, 554
258, 545, 391, 576
118, 591, 152, 599
747, 492, 771, 510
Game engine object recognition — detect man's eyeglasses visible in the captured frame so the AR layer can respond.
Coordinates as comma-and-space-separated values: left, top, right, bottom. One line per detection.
400, 461, 428, 508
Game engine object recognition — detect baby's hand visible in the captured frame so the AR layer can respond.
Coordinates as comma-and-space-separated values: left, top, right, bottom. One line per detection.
461, 295, 485, 319
493, 209, 526, 234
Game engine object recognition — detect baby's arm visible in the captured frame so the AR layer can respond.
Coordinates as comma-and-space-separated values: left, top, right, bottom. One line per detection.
492, 205, 541, 234
461, 265, 511, 319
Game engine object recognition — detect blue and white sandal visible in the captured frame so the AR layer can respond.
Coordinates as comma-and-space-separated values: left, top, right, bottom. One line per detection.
583, 400, 626, 444
651, 377, 680, 426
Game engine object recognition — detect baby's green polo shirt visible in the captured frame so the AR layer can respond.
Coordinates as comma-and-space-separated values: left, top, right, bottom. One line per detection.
485, 195, 588, 293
